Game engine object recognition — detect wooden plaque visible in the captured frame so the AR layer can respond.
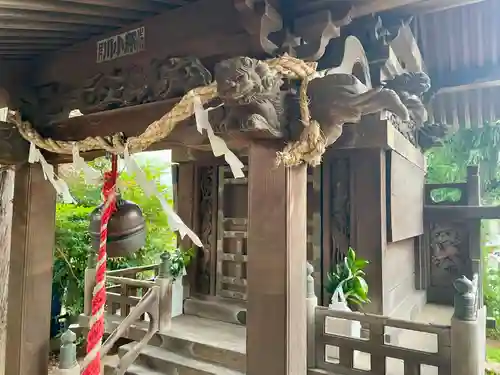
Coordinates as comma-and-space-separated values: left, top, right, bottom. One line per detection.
96, 26, 145, 63
387, 151, 425, 243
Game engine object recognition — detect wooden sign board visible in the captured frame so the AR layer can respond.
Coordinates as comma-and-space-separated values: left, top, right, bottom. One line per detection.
96, 26, 145, 63
387, 150, 425, 243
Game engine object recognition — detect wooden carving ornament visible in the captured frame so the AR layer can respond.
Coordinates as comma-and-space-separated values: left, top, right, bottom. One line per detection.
305, 73, 410, 147
383, 71, 431, 127
214, 56, 285, 137
418, 122, 451, 151
233, 0, 283, 55
213, 36, 415, 153
293, 5, 352, 61
30, 56, 212, 125
453, 275, 478, 321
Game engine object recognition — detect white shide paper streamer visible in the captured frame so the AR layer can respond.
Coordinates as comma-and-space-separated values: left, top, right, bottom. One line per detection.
0, 107, 7, 122
28, 142, 75, 204
68, 109, 84, 118
192, 95, 245, 179
71, 144, 102, 185
123, 147, 203, 248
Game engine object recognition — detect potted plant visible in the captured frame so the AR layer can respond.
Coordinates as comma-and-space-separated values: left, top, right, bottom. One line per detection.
325, 247, 370, 311
159, 247, 195, 319
324, 247, 369, 362
164, 247, 195, 281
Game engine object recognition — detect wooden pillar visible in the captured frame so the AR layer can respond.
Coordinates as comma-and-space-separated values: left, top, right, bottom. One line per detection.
175, 162, 198, 296
6, 163, 56, 375
247, 142, 307, 375
0, 168, 14, 375
351, 149, 386, 315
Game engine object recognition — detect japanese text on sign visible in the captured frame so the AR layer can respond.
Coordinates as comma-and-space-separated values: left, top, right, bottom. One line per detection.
96, 26, 145, 63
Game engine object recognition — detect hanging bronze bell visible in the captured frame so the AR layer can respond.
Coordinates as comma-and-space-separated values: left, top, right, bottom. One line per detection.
89, 195, 146, 258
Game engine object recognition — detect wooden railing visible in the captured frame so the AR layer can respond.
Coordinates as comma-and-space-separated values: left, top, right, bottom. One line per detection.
59, 252, 174, 375
106, 264, 159, 322
307, 263, 486, 375
314, 307, 451, 374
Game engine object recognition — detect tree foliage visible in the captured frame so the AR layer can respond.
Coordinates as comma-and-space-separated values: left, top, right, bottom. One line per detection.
426, 123, 500, 203
53, 156, 176, 317
425, 124, 500, 339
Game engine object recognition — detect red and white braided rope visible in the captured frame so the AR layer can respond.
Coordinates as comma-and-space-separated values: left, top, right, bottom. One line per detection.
81, 157, 118, 375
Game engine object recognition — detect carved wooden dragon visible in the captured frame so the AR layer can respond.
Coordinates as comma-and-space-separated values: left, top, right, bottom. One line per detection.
306, 73, 410, 147
383, 71, 431, 127
214, 56, 413, 147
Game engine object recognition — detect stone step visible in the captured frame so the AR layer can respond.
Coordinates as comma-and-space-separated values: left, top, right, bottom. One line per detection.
183, 297, 246, 326
124, 364, 170, 375
161, 332, 245, 372
120, 315, 246, 372
308, 369, 333, 375
120, 336, 245, 373
120, 344, 245, 375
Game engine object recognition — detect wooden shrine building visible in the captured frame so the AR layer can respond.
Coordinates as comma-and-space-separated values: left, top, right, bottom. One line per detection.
0, 1, 495, 375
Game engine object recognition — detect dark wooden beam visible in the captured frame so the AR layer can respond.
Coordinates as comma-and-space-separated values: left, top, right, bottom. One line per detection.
0, 8, 128, 26
430, 64, 500, 93
391, 0, 485, 14
6, 163, 56, 375
0, 19, 112, 32
0, 29, 86, 38
352, 0, 486, 17
61, 0, 170, 12
150, 0, 190, 5
0, 50, 40, 55
424, 205, 500, 221
0, 45, 66, 50
14, 96, 279, 163
331, 116, 425, 170
247, 141, 307, 375
0, 0, 152, 20
0, 59, 35, 107
0, 38, 75, 45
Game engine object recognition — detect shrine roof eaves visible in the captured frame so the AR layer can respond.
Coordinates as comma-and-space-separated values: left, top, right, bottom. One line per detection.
415, 0, 500, 129
0, 0, 198, 61
0, 0, 486, 62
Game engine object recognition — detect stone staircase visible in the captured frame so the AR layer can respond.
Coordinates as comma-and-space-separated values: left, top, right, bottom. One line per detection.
106, 314, 246, 375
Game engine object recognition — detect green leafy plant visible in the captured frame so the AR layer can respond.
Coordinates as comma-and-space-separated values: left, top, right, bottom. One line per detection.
426, 123, 500, 203
164, 247, 196, 281
325, 247, 370, 308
